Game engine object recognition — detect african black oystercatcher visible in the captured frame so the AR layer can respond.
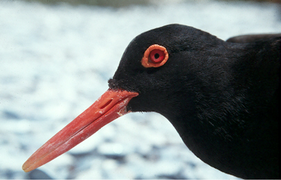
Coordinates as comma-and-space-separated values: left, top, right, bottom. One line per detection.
23, 24, 280, 179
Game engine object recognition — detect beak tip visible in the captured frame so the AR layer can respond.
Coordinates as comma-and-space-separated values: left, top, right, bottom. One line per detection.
22, 165, 28, 173
22, 161, 32, 172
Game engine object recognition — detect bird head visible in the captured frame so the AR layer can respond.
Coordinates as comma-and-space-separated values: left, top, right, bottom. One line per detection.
110, 24, 224, 115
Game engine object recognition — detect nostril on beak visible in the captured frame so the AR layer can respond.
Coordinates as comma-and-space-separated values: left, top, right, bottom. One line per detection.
99, 98, 113, 109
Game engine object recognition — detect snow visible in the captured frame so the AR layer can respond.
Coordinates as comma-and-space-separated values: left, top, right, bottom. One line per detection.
0, 0, 280, 179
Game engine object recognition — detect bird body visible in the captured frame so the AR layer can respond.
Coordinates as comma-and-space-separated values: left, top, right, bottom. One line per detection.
23, 24, 280, 179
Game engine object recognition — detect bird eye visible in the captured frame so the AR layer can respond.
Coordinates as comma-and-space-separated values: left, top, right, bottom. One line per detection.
149, 49, 165, 63
141, 44, 169, 68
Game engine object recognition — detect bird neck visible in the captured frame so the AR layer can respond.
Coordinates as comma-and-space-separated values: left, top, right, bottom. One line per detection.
161, 41, 279, 178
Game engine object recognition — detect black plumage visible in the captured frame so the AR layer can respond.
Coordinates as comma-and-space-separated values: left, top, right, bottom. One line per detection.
109, 24, 280, 178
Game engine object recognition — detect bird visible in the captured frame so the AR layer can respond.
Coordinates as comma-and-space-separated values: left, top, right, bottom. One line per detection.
22, 24, 280, 179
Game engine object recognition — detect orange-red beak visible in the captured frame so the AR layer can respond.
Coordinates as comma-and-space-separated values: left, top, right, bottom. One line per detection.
22, 89, 138, 172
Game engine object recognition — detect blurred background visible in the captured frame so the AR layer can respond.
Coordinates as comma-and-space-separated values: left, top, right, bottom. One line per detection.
0, 0, 280, 179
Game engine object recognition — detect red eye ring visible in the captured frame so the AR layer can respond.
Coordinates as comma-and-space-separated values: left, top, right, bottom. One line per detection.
141, 44, 169, 68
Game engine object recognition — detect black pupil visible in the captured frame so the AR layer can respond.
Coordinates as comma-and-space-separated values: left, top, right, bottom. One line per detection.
154, 53, 160, 59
